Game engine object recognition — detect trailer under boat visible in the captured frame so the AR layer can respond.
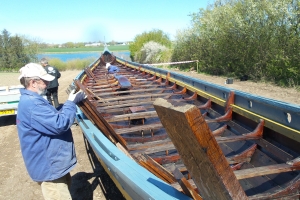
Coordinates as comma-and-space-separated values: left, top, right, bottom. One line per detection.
71, 49, 300, 199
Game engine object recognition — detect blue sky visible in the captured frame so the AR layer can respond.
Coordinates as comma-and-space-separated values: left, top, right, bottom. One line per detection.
0, 0, 209, 44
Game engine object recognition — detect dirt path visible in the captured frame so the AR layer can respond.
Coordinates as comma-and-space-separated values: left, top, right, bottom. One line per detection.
0, 68, 299, 200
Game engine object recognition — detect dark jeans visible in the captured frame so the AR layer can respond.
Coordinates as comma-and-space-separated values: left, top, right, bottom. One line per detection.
46, 87, 59, 108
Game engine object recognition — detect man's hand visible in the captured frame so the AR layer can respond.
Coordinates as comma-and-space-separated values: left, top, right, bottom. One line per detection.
68, 89, 86, 104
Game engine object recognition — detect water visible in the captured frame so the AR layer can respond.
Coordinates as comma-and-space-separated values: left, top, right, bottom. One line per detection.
38, 51, 131, 62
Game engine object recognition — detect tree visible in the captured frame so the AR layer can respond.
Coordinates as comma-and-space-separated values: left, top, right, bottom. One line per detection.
64, 42, 75, 48
129, 29, 171, 61
173, 0, 300, 86
0, 29, 36, 71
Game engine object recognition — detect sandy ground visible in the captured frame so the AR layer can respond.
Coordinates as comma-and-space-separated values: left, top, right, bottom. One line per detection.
0, 68, 299, 200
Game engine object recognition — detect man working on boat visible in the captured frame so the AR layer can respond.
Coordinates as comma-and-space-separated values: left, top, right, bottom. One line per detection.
16, 63, 86, 199
106, 63, 120, 73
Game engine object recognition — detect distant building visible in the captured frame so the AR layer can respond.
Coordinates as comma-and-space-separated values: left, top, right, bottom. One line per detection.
85, 43, 102, 47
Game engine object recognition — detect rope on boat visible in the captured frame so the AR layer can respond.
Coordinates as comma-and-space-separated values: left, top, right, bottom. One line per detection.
144, 60, 198, 66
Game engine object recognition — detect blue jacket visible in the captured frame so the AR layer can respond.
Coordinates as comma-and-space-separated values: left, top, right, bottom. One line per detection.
108, 65, 120, 73
16, 89, 77, 182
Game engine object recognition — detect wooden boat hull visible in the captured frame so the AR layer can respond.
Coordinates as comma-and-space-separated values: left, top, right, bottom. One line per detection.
72, 49, 300, 199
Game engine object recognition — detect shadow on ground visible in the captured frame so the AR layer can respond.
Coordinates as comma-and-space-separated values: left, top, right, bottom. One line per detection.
71, 134, 125, 200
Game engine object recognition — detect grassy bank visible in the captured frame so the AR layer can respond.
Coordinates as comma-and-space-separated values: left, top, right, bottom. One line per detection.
40, 45, 129, 53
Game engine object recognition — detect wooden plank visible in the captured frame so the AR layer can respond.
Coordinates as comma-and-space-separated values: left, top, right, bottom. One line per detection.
153, 98, 248, 200
129, 141, 175, 155
105, 111, 158, 122
96, 93, 173, 102
98, 104, 154, 114
95, 88, 165, 96
173, 168, 203, 200
115, 123, 163, 134
97, 99, 154, 108
234, 163, 300, 180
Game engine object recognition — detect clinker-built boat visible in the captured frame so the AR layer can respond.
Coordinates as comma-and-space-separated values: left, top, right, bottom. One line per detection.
70, 48, 300, 199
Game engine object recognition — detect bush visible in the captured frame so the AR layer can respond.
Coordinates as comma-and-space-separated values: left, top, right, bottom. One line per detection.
135, 41, 168, 64
47, 57, 95, 71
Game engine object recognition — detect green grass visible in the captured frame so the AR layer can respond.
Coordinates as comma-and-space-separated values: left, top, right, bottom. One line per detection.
40, 45, 129, 53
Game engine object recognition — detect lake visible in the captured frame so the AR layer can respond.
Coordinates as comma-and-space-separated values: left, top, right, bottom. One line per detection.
38, 51, 131, 62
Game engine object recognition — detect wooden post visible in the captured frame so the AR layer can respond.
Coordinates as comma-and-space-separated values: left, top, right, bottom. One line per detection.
153, 98, 248, 200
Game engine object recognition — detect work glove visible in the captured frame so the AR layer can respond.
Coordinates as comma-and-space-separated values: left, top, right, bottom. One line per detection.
68, 89, 86, 104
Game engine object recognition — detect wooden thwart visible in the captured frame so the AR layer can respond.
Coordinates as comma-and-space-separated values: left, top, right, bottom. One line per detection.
115, 123, 163, 135
105, 111, 158, 122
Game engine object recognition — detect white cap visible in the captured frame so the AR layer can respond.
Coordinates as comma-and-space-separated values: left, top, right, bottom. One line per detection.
106, 63, 111, 69
18, 63, 55, 81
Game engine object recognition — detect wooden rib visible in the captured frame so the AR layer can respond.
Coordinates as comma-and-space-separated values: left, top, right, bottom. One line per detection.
231, 162, 244, 171
206, 107, 233, 123
225, 91, 234, 112
216, 120, 264, 143
174, 86, 186, 94
153, 98, 248, 199
163, 77, 170, 86
212, 124, 227, 136
167, 82, 177, 90
227, 144, 257, 164
197, 98, 211, 110
153, 77, 162, 84
182, 92, 198, 101
173, 168, 203, 200
147, 73, 156, 81
174, 91, 198, 101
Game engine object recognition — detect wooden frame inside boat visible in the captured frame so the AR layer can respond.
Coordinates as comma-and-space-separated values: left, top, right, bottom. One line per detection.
71, 49, 300, 199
